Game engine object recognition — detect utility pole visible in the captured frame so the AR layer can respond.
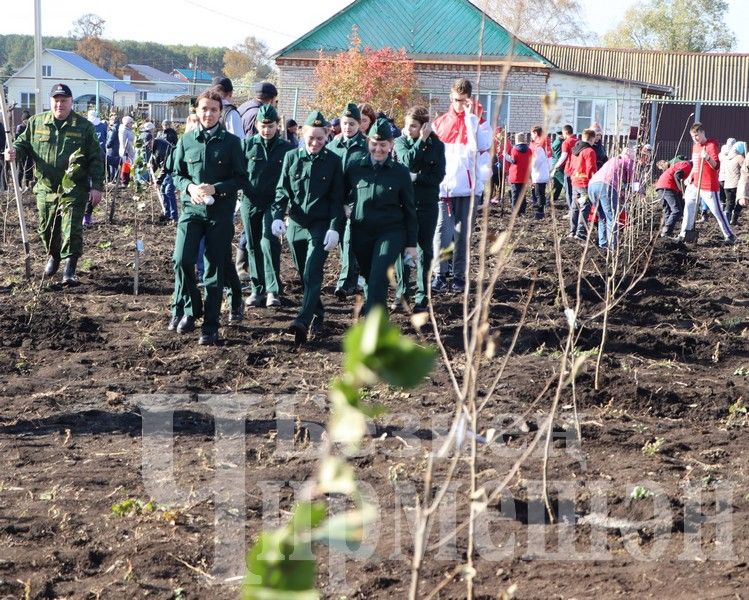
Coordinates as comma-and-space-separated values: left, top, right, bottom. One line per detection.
34, 0, 43, 113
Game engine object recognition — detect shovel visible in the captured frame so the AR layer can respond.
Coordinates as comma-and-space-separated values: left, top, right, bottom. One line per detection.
684, 154, 705, 244
0, 91, 32, 278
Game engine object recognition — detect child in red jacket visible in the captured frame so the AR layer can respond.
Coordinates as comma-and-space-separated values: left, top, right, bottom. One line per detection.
504, 132, 533, 215
569, 128, 598, 239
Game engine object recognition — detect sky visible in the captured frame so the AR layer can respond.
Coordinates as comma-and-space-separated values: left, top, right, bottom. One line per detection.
5, 0, 749, 56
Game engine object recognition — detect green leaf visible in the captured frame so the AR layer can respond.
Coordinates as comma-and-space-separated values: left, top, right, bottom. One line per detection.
317, 457, 357, 496
342, 307, 436, 389
313, 504, 377, 551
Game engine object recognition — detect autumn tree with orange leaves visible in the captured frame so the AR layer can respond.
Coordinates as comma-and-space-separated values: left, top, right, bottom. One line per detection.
313, 27, 420, 125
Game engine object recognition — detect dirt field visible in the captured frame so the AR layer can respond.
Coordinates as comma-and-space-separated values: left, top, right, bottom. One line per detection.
0, 186, 747, 600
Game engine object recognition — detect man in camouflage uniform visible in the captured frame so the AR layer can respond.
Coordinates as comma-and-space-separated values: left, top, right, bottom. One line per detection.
4, 83, 103, 283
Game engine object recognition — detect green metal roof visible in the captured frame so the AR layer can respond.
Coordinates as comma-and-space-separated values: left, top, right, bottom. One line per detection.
274, 0, 551, 65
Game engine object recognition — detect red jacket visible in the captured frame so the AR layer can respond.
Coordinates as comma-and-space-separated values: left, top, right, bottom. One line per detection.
690, 139, 720, 191
656, 161, 693, 193
570, 142, 598, 188
562, 135, 578, 175
508, 144, 532, 184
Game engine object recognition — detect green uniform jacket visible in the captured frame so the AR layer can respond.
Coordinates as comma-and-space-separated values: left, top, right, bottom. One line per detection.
171, 125, 246, 220
14, 110, 104, 200
241, 133, 294, 214
327, 131, 368, 170
552, 136, 565, 184
273, 147, 345, 233
345, 155, 418, 248
393, 133, 446, 208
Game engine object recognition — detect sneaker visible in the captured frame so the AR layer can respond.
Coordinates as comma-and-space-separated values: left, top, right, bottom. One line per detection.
245, 291, 266, 307
451, 278, 465, 293
266, 292, 281, 307
334, 286, 352, 301
82, 214, 93, 227
198, 330, 220, 346
229, 305, 244, 323
697, 213, 707, 223
176, 315, 196, 333
725, 234, 737, 245
167, 314, 181, 331
566, 232, 576, 239
431, 275, 448, 292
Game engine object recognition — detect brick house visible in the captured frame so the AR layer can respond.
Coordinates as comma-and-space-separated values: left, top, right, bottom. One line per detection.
272, 0, 552, 132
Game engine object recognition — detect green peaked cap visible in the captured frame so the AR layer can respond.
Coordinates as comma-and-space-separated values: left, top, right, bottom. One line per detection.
341, 102, 361, 122
368, 117, 393, 141
304, 111, 328, 128
257, 104, 279, 124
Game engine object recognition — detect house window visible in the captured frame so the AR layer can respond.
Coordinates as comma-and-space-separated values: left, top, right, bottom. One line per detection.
20, 93, 36, 109
575, 99, 606, 133
478, 93, 510, 129
138, 91, 148, 101
42, 65, 52, 77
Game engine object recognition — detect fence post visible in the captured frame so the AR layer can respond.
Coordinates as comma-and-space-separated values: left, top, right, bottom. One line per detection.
649, 99, 658, 147
694, 101, 701, 123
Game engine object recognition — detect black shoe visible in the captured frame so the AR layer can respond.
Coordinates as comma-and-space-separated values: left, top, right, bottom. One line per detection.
413, 302, 428, 314
62, 256, 78, 284
288, 319, 308, 344
167, 314, 181, 331
334, 286, 351, 301
44, 255, 61, 276
198, 330, 220, 345
229, 305, 244, 323
176, 315, 195, 333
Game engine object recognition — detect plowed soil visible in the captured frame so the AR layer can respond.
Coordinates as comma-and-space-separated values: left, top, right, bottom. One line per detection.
0, 186, 747, 600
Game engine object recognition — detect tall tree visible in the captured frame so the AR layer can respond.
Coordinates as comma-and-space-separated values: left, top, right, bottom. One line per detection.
602, 0, 735, 52
222, 36, 272, 81
480, 0, 589, 44
69, 13, 106, 40
313, 27, 420, 124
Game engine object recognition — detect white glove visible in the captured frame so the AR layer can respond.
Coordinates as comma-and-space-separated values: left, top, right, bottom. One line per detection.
271, 219, 286, 237
410, 172, 417, 182
344, 205, 352, 218
323, 229, 340, 252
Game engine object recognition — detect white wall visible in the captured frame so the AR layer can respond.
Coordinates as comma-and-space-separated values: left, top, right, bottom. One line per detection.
5, 50, 125, 111
546, 72, 644, 135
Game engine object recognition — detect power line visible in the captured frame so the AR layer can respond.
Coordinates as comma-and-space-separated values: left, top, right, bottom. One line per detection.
180, 0, 295, 39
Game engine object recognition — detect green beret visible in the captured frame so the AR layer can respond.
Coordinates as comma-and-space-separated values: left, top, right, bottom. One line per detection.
367, 117, 393, 141
304, 110, 328, 128
257, 104, 279, 124
341, 102, 361, 122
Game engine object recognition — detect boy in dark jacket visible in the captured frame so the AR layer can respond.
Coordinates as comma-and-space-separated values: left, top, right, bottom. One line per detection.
569, 128, 598, 240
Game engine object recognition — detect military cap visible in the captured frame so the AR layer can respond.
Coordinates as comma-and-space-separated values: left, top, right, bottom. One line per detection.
304, 111, 328, 128
341, 102, 361, 121
367, 117, 394, 141
257, 104, 279, 124
50, 83, 72, 98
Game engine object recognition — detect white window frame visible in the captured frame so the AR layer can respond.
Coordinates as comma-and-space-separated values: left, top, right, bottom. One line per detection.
42, 65, 52, 77
575, 99, 607, 133
20, 92, 36, 109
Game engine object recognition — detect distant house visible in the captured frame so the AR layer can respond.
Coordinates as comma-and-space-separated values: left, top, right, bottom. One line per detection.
272, 0, 553, 131
5, 48, 138, 113
122, 64, 190, 121
531, 44, 749, 158
170, 68, 213, 96
271, 0, 671, 138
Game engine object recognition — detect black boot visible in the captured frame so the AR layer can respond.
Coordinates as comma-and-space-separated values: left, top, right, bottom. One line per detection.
44, 255, 61, 276
62, 256, 78, 284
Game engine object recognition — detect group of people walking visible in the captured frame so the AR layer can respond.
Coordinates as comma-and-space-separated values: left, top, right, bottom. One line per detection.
3, 76, 742, 348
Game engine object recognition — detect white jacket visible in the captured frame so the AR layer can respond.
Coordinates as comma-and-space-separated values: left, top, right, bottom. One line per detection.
119, 126, 135, 162
531, 145, 551, 184
433, 110, 492, 198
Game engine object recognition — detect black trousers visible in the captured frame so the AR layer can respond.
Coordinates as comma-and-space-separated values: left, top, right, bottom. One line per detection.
659, 188, 684, 235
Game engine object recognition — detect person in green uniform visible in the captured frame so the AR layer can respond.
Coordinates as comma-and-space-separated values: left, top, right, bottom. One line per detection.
273, 111, 345, 344
393, 106, 446, 313
168, 88, 247, 346
327, 103, 369, 300
551, 131, 565, 206
345, 118, 418, 316
4, 83, 103, 284
240, 103, 294, 308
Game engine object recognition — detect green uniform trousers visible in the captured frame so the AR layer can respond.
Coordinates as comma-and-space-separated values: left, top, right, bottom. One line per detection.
223, 237, 243, 313
352, 226, 405, 315
172, 212, 233, 333
395, 202, 438, 305
286, 220, 327, 328
335, 218, 360, 291
240, 200, 282, 296
37, 194, 87, 259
